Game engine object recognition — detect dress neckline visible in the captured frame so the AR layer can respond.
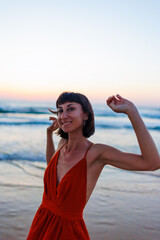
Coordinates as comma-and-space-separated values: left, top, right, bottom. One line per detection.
55, 143, 93, 189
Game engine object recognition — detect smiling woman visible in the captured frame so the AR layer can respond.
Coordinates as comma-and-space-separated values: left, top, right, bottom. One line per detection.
57, 102, 87, 133
55, 92, 95, 139
27, 91, 160, 240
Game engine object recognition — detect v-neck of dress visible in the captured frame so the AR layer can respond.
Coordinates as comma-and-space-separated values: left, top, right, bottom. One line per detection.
55, 149, 85, 190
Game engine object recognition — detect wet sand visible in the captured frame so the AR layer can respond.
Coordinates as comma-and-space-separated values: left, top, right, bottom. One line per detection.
1, 181, 160, 240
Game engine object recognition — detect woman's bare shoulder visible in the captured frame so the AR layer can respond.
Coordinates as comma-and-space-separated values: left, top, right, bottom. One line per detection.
87, 143, 106, 160
86, 143, 109, 170
90, 143, 108, 153
88, 143, 112, 162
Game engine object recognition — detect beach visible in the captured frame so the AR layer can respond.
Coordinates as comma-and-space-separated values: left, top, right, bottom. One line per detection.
0, 163, 160, 240
0, 99, 160, 240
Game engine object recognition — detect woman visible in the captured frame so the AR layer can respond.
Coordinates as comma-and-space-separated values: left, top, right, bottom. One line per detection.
27, 92, 160, 240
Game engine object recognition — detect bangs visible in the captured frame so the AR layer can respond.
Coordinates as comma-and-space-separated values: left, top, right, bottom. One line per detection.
56, 92, 84, 108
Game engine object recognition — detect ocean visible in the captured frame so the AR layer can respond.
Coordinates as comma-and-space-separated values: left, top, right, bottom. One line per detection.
0, 99, 160, 240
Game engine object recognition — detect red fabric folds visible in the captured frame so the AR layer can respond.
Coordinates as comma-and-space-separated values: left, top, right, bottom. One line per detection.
27, 145, 91, 240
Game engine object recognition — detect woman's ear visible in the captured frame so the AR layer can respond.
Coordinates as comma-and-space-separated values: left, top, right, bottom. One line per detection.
83, 112, 88, 120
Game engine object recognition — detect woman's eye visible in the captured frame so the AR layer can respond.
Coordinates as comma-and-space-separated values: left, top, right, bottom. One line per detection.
68, 107, 74, 111
57, 107, 75, 114
57, 109, 63, 114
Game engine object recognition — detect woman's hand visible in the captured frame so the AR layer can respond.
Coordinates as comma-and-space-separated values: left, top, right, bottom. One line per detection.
106, 94, 135, 115
47, 109, 59, 134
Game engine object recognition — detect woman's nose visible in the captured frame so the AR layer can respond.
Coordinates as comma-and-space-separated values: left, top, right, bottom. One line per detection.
61, 110, 67, 118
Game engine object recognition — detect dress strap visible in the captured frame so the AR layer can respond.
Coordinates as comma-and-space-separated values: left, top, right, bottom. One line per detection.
58, 142, 67, 152
84, 143, 94, 158
58, 142, 93, 158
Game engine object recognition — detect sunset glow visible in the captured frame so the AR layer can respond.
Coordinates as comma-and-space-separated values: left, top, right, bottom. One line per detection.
0, 0, 160, 106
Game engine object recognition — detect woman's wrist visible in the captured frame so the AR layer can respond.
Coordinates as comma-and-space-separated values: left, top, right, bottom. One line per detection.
126, 104, 139, 121
47, 128, 53, 135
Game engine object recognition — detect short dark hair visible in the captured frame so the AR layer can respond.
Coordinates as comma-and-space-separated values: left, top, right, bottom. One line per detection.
56, 92, 95, 139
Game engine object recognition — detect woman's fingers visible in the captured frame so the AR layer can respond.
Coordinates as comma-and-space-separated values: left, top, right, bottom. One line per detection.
50, 118, 58, 126
106, 95, 115, 105
50, 119, 57, 125
47, 107, 59, 132
47, 118, 59, 133
106, 94, 126, 113
107, 94, 123, 104
106, 95, 119, 107
116, 94, 122, 100
49, 117, 57, 121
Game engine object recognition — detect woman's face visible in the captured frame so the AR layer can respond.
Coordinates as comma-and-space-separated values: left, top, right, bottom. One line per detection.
57, 102, 87, 134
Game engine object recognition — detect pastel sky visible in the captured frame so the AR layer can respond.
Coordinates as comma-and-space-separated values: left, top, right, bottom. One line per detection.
0, 0, 160, 106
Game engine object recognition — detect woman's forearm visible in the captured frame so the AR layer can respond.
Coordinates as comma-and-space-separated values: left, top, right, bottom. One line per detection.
127, 105, 160, 170
46, 130, 55, 165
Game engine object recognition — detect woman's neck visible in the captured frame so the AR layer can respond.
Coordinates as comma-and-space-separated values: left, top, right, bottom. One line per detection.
66, 134, 88, 153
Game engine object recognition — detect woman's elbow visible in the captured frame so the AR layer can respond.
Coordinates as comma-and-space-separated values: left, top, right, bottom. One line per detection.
155, 158, 160, 171
149, 156, 160, 171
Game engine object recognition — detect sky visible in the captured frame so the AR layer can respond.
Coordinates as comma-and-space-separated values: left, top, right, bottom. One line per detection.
0, 0, 160, 106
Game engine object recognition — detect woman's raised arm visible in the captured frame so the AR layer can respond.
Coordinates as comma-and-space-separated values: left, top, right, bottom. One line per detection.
97, 94, 160, 171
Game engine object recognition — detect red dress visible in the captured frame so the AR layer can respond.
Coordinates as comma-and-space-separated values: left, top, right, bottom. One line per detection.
27, 144, 91, 240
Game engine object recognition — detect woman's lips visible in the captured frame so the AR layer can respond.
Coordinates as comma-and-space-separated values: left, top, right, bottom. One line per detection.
62, 121, 72, 126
